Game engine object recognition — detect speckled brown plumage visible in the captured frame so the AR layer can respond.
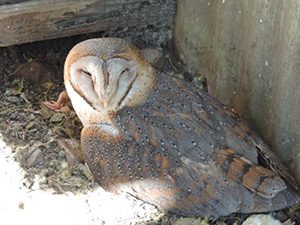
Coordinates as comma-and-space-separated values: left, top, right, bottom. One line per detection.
64, 38, 299, 219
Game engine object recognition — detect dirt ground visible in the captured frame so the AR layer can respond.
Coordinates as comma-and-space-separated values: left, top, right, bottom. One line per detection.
0, 26, 299, 225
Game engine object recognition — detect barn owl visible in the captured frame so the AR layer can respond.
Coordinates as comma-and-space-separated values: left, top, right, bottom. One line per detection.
56, 38, 299, 219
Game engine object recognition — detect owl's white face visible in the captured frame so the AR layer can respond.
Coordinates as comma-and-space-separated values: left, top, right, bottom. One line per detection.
69, 56, 138, 110
65, 55, 154, 126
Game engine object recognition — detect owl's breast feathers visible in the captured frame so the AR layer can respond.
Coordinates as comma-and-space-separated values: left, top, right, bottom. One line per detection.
81, 73, 299, 218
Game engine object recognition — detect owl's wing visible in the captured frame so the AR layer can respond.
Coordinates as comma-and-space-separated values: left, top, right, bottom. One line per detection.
165, 75, 298, 190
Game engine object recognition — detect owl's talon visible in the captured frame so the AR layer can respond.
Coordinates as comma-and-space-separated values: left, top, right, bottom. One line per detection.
43, 90, 70, 112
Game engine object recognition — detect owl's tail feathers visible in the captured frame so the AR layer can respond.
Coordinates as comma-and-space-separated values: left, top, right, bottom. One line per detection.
254, 141, 299, 191
217, 148, 288, 199
237, 184, 300, 214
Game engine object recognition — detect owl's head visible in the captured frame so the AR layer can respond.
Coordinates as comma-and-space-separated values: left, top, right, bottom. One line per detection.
64, 38, 155, 126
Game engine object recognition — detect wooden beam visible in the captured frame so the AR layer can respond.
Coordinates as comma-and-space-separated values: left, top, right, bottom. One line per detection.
0, 0, 176, 46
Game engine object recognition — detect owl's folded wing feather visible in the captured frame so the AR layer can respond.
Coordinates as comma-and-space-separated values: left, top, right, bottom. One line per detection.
168, 75, 298, 190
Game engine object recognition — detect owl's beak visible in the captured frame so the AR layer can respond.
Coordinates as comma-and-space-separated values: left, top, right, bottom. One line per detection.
101, 93, 110, 109
103, 99, 108, 108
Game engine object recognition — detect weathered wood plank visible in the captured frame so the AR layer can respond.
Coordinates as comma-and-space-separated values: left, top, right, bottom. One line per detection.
0, 0, 176, 46
0, 0, 30, 5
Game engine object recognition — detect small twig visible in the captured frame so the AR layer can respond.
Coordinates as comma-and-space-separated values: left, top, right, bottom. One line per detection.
6, 64, 24, 76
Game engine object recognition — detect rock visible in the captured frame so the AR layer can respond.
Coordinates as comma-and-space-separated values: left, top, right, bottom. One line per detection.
11, 61, 53, 83
18, 202, 24, 210
58, 139, 83, 166
242, 214, 282, 225
49, 113, 65, 123
174, 217, 209, 225
26, 148, 44, 168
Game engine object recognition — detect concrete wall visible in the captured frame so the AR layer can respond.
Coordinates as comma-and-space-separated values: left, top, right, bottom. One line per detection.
174, 0, 300, 182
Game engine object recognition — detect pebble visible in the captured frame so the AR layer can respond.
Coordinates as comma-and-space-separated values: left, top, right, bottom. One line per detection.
242, 214, 282, 225
50, 113, 65, 123
12, 61, 53, 83
18, 202, 24, 210
174, 217, 209, 225
26, 148, 44, 168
